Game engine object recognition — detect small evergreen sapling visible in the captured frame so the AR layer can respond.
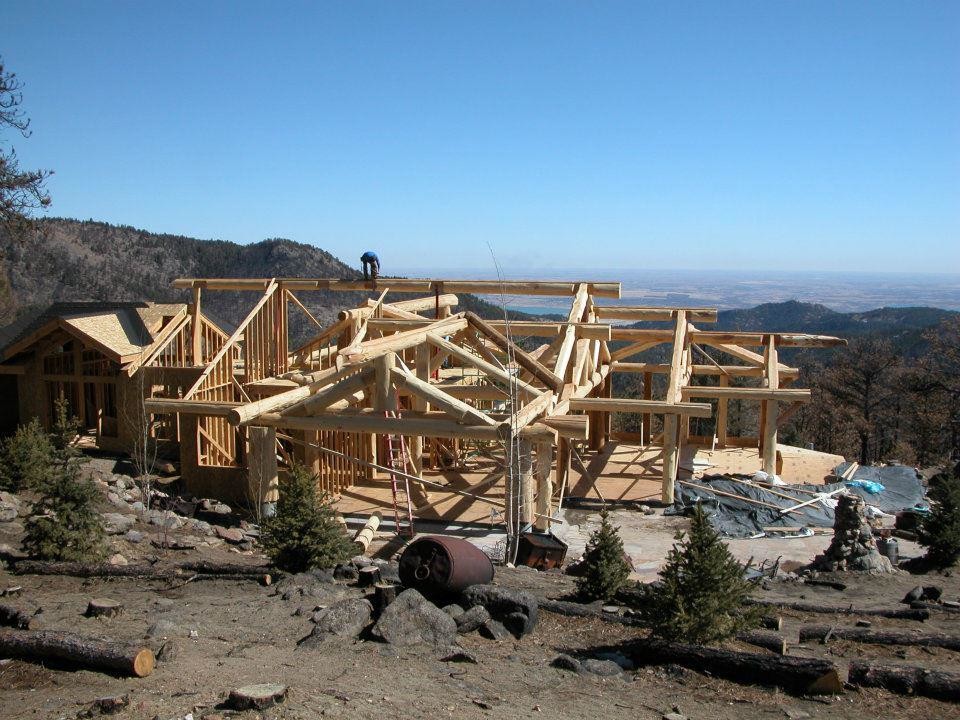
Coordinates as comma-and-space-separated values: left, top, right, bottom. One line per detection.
639, 503, 760, 644
919, 464, 960, 568
260, 464, 354, 573
0, 418, 53, 492
22, 458, 106, 562
576, 508, 632, 602
21, 399, 105, 562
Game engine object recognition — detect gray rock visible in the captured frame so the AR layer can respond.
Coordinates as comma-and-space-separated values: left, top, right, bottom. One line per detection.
146, 619, 180, 638
595, 651, 634, 670
150, 536, 199, 551
551, 653, 581, 672
0, 491, 21, 509
455, 605, 489, 634
106, 491, 126, 508
215, 526, 245, 544
301, 598, 372, 647
108, 553, 128, 566
443, 604, 465, 620
478, 618, 511, 641
373, 589, 457, 647
334, 564, 359, 581
582, 658, 623, 676
129, 501, 145, 514
103, 512, 135, 535
663, 714, 687, 720
156, 639, 180, 662
462, 584, 538, 637
274, 570, 338, 601
0, 506, 17, 523
782, 709, 811, 720
124, 530, 144, 544
186, 518, 213, 534
153, 598, 175, 613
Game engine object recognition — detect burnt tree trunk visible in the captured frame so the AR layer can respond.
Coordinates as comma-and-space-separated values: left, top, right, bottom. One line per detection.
849, 661, 960, 702
623, 639, 842, 695
800, 625, 960, 651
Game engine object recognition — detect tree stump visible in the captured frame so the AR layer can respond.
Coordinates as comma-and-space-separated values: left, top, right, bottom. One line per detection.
227, 683, 288, 710
0, 603, 36, 629
760, 616, 783, 631
358, 566, 382, 588
86, 599, 124, 619
737, 630, 787, 655
373, 583, 397, 614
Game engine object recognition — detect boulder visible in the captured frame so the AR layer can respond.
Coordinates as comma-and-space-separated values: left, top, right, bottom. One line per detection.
551, 654, 581, 672
461, 584, 538, 637
215, 526, 245, 544
443, 604, 465, 621
0, 506, 17, 523
478, 618, 512, 641
103, 513, 135, 535
581, 658, 623, 677
300, 598, 372, 647
372, 589, 457, 647
455, 605, 489, 634
124, 530, 144, 544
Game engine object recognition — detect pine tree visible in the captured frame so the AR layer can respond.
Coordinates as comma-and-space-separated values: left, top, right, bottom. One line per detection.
260, 464, 354, 573
639, 503, 760, 644
576, 508, 632, 602
919, 464, 960, 568
22, 459, 106, 562
49, 397, 81, 461
0, 418, 54, 492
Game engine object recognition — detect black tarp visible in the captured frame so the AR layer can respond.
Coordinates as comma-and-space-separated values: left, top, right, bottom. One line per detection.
667, 464, 926, 538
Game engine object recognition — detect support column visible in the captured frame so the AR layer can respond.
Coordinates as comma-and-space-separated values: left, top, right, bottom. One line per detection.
762, 336, 779, 474
304, 430, 321, 479
661, 414, 679, 504
519, 438, 534, 530
248, 426, 279, 513
372, 353, 396, 469
191, 286, 202, 364
534, 440, 553, 532
642, 371, 653, 445
717, 374, 729, 447
408, 344, 431, 506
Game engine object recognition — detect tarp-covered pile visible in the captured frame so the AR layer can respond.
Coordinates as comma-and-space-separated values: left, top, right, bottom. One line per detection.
669, 463, 926, 538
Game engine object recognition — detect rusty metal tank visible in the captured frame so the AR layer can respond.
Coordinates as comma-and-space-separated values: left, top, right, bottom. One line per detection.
398, 536, 494, 596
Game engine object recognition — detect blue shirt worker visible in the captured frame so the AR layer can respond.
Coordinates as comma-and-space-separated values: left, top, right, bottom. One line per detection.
360, 251, 380, 281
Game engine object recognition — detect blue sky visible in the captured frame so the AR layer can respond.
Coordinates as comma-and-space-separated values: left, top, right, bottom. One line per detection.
4, 2, 958, 273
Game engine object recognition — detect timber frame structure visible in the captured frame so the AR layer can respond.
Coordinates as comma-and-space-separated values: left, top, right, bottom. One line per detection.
141, 278, 844, 542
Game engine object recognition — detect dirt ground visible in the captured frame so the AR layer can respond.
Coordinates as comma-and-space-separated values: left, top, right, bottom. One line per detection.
2, 458, 959, 719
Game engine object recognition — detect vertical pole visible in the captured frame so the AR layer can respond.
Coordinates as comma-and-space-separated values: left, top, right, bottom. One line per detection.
408, 343, 432, 506
519, 438, 534, 530
534, 440, 553, 532
762, 336, 779, 474
191, 286, 202, 364
717, 374, 729, 447
642, 371, 653, 444
372, 353, 396, 468
661, 414, 679, 504
248, 426, 279, 514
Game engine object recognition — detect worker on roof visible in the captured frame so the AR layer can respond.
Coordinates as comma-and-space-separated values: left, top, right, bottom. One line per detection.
360, 251, 380, 282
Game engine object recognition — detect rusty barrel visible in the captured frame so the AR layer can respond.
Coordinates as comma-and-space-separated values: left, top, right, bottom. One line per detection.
398, 536, 494, 596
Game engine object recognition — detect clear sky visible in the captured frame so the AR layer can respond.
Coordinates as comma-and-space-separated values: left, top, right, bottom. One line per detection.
4, 1, 958, 273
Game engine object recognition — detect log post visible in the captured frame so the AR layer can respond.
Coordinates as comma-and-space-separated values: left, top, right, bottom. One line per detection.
717, 373, 729, 447
661, 414, 679, 504
762, 336, 779, 474
247, 426, 279, 512
642, 371, 652, 445
519, 438, 535, 530
373, 353, 396, 468
190, 286, 202, 364
534, 440, 553, 531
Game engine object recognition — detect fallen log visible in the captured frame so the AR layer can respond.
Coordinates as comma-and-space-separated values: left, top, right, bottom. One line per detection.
0, 628, 155, 677
0, 603, 36, 630
736, 630, 787, 655
849, 660, 960, 702
910, 600, 960, 615
623, 639, 842, 695
539, 599, 644, 626
800, 624, 960, 651
12, 560, 273, 584
746, 599, 929, 622
760, 616, 783, 632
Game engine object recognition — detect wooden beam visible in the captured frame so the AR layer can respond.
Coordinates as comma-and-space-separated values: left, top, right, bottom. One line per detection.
143, 399, 241, 416
505, 389, 556, 431
172, 278, 621, 298
190, 287, 202, 363
293, 367, 375, 414
255, 409, 502, 440
662, 310, 689, 504
338, 316, 468, 364
610, 341, 662, 362
762, 336, 779, 474
426, 333, 540, 398
568, 398, 712, 418
534, 440, 553, 531
466, 313, 565, 393
594, 306, 718, 322
680, 387, 810, 402
611, 361, 800, 379
390, 366, 496, 426
553, 283, 590, 383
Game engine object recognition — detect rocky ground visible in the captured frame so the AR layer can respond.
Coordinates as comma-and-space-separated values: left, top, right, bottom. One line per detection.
1, 456, 959, 720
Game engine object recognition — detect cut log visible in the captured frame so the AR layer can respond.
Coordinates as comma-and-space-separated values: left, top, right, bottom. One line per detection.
0, 603, 36, 629
849, 660, 960, 702
0, 628, 155, 677
624, 639, 842, 695
353, 512, 382, 554
799, 624, 960, 651
12, 560, 274, 583
373, 583, 397, 614
736, 630, 787, 655
227, 683, 288, 710
910, 600, 960, 615
746, 599, 929, 622
761, 616, 783, 632
86, 598, 124, 619
357, 566, 382, 588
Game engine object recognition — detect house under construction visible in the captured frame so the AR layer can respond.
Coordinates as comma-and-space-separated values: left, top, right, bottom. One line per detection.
45, 277, 845, 538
